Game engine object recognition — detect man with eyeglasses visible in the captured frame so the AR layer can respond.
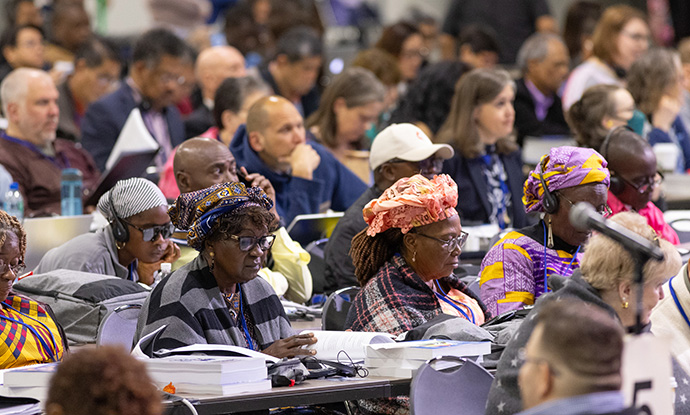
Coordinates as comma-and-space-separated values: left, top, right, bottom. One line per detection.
0, 24, 46, 84
81, 28, 194, 173
171, 137, 313, 304
516, 299, 633, 415
604, 127, 679, 244
35, 178, 180, 286
56, 38, 121, 142
323, 123, 454, 292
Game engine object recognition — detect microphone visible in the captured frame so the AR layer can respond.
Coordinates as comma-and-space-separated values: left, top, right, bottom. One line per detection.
569, 202, 664, 261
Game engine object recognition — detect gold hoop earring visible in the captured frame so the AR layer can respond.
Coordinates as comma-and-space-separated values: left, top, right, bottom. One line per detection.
621, 298, 629, 309
208, 251, 215, 272
412, 250, 416, 263
116, 241, 126, 250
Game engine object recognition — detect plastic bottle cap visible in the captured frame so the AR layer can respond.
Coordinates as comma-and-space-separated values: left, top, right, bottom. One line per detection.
9, 182, 18, 190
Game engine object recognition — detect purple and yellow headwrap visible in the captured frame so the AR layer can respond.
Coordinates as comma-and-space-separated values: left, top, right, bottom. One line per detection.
523, 146, 610, 213
168, 182, 274, 251
363, 174, 458, 236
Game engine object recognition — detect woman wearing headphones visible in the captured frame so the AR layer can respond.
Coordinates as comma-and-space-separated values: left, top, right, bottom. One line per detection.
35, 178, 180, 285
479, 146, 611, 316
600, 127, 679, 245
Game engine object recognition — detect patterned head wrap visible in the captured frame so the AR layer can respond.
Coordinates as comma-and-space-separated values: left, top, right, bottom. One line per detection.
168, 182, 274, 251
363, 174, 458, 236
97, 178, 167, 220
523, 146, 610, 213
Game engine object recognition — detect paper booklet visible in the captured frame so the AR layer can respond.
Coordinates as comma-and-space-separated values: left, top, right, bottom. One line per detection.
105, 108, 160, 171
145, 356, 268, 386
366, 339, 491, 360
132, 325, 279, 363
299, 330, 395, 361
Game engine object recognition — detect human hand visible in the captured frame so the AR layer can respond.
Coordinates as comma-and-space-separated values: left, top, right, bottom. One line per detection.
262, 333, 318, 359
290, 144, 320, 180
239, 167, 279, 220
137, 241, 180, 285
652, 94, 682, 132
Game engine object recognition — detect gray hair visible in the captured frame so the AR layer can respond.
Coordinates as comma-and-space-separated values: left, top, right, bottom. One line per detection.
97, 178, 167, 220
516, 33, 566, 74
0, 68, 45, 117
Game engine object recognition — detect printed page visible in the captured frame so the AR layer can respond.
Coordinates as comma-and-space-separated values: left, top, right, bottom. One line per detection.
105, 108, 159, 170
300, 330, 394, 361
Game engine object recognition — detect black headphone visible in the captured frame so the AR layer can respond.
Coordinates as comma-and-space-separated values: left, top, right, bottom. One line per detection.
538, 156, 559, 214
108, 190, 129, 243
599, 125, 634, 195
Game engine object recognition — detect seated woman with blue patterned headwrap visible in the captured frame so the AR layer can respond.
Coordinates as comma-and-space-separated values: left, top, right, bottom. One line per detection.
479, 146, 611, 316
134, 182, 317, 358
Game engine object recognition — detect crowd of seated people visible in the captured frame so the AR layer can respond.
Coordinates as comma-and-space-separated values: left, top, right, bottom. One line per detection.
4, 1, 690, 414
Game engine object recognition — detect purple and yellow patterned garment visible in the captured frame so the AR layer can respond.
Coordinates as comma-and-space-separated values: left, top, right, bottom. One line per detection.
479, 224, 581, 316
523, 146, 609, 214
169, 182, 273, 251
0, 294, 65, 369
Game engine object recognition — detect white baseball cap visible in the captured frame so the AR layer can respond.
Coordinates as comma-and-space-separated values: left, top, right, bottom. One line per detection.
369, 123, 455, 171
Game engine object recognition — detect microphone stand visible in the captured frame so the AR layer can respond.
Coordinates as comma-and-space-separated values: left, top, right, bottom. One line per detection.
633, 255, 645, 335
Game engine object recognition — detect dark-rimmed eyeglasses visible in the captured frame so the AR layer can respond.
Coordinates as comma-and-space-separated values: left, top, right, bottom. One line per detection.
559, 194, 612, 217
517, 347, 560, 375
121, 220, 175, 242
415, 231, 469, 253
227, 234, 276, 252
0, 258, 25, 276
616, 171, 664, 194
386, 157, 444, 176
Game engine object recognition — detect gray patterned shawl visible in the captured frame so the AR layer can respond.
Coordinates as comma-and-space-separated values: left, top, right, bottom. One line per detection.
134, 255, 294, 357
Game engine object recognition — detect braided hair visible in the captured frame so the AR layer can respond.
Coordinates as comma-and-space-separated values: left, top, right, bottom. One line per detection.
0, 210, 26, 267
349, 227, 405, 287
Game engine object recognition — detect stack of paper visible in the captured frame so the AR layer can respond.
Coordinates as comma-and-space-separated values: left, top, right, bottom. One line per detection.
365, 340, 492, 378
144, 355, 271, 396
0, 363, 57, 402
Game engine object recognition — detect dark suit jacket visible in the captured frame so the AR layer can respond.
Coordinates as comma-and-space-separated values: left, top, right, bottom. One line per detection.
184, 104, 215, 139
80, 82, 186, 172
56, 80, 80, 142
514, 78, 571, 146
442, 150, 527, 228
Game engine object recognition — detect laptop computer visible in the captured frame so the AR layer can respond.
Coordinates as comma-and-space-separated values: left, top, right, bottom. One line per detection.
84, 150, 159, 206
286, 212, 344, 246
23, 214, 95, 271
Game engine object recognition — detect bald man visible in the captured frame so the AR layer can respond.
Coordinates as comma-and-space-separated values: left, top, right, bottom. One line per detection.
229, 95, 367, 225
0, 68, 99, 216
172, 137, 313, 303
603, 127, 679, 244
185, 46, 246, 138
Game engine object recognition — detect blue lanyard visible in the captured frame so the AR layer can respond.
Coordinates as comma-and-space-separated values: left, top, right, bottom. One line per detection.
0, 132, 70, 169
236, 285, 255, 351
0, 304, 58, 362
669, 276, 690, 329
541, 221, 580, 295
127, 263, 135, 282
434, 280, 476, 324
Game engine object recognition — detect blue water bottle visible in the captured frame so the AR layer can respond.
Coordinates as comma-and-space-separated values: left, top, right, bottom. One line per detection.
3, 182, 24, 222
61, 168, 83, 216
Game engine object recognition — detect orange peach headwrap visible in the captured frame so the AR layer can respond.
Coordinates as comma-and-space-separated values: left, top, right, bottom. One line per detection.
363, 174, 458, 236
